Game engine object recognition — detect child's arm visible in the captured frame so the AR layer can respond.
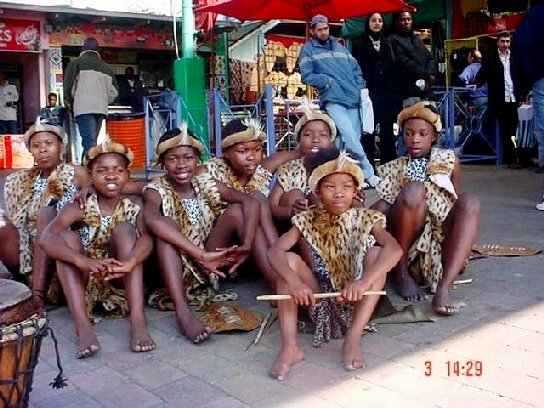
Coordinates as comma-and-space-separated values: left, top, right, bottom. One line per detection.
143, 189, 233, 278
39, 203, 121, 276
268, 227, 315, 306
109, 197, 153, 278
341, 222, 402, 302
451, 157, 462, 194
122, 180, 149, 196
216, 181, 259, 252
268, 184, 291, 220
261, 149, 302, 173
73, 165, 91, 188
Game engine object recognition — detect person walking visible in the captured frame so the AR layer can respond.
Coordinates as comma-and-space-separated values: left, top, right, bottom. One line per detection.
352, 12, 402, 166
63, 37, 118, 156
298, 14, 381, 187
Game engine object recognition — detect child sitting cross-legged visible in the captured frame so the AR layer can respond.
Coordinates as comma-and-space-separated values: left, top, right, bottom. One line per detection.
267, 147, 402, 380
372, 102, 481, 315
40, 141, 155, 358
143, 124, 260, 344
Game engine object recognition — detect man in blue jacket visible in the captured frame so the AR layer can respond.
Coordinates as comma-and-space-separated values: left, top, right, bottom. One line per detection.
298, 14, 381, 187
513, 0, 544, 209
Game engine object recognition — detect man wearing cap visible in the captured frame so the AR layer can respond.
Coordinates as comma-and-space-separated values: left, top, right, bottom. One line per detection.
0, 73, 19, 134
298, 14, 381, 187
64, 37, 118, 157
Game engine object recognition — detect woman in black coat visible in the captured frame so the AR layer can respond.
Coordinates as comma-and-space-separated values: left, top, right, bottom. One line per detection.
352, 12, 402, 165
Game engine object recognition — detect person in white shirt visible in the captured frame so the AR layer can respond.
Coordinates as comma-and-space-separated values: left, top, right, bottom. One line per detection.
0, 73, 19, 134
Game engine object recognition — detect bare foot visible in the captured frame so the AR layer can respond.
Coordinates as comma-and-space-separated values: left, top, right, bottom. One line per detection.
130, 321, 156, 352
76, 326, 100, 359
343, 335, 366, 371
432, 287, 459, 316
176, 308, 212, 344
394, 272, 428, 301
269, 345, 303, 381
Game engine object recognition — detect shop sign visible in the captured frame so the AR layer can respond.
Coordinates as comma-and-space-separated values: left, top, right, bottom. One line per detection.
49, 22, 175, 50
0, 19, 41, 52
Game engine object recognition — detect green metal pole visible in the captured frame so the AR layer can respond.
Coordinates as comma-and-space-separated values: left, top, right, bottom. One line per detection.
174, 0, 209, 151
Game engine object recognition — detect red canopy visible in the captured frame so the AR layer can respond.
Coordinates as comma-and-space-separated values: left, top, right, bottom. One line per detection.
195, 0, 415, 22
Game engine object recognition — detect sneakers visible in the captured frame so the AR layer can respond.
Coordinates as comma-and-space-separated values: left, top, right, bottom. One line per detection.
367, 175, 382, 188
536, 201, 544, 211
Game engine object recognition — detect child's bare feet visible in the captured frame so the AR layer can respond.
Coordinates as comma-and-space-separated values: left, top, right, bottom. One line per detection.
394, 272, 428, 301
432, 286, 459, 316
269, 345, 303, 381
76, 326, 100, 359
130, 322, 156, 352
343, 335, 366, 371
176, 308, 212, 344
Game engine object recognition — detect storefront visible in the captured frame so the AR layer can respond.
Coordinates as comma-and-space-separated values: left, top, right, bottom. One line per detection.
0, 11, 46, 132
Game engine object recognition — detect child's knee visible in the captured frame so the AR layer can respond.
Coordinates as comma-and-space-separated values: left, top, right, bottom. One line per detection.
279, 189, 304, 207
60, 230, 83, 251
112, 222, 137, 242
223, 203, 243, 222
399, 182, 426, 209
457, 193, 481, 216
286, 252, 304, 270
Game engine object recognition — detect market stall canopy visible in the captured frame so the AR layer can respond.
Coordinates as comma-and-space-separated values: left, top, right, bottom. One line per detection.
195, 0, 415, 22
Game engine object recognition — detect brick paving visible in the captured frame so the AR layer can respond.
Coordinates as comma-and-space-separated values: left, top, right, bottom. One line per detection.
1, 165, 543, 407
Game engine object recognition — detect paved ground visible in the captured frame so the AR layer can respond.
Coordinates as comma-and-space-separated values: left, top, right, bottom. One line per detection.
1, 165, 544, 407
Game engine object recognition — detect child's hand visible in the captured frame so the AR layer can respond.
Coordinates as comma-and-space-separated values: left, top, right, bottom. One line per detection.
353, 189, 366, 207
288, 281, 315, 307
197, 249, 234, 279
225, 245, 250, 277
71, 185, 96, 210
106, 258, 137, 280
290, 199, 309, 216
341, 281, 369, 302
78, 257, 122, 278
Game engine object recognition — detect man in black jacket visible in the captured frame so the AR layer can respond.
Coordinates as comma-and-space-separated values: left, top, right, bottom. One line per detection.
389, 10, 436, 107
477, 31, 525, 167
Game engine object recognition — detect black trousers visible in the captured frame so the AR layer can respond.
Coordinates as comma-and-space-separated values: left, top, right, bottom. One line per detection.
496, 102, 519, 164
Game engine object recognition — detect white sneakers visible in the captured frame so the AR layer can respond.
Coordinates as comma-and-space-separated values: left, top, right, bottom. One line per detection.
367, 175, 382, 188
536, 200, 544, 211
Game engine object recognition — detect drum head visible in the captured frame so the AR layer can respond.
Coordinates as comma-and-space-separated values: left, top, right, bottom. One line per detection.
0, 279, 33, 326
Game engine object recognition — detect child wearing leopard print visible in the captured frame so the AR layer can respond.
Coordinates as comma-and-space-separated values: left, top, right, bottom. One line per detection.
268, 147, 402, 380
0, 119, 90, 313
269, 100, 335, 222
39, 142, 155, 358
143, 124, 260, 344
203, 118, 299, 291
372, 102, 481, 315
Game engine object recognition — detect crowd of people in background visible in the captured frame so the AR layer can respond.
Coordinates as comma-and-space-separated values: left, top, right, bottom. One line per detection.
0, 3, 543, 384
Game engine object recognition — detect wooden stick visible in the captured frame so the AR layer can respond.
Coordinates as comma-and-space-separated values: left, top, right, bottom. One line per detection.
454, 278, 473, 285
256, 291, 386, 301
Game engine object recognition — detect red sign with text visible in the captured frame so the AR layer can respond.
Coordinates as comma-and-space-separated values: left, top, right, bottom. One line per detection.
0, 18, 41, 52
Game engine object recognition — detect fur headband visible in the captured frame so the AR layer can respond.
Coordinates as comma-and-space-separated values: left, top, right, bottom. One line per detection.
83, 140, 134, 168
293, 98, 337, 142
24, 117, 67, 148
397, 102, 442, 133
221, 118, 266, 150
153, 122, 205, 165
308, 151, 364, 192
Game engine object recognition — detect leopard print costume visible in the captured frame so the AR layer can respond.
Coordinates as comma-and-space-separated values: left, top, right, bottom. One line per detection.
4, 163, 78, 303
376, 147, 457, 293
4, 163, 77, 276
143, 173, 223, 307
292, 207, 386, 346
277, 158, 309, 194
78, 194, 141, 321
204, 157, 273, 201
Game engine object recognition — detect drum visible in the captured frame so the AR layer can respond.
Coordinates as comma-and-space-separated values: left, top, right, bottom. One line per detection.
0, 279, 46, 408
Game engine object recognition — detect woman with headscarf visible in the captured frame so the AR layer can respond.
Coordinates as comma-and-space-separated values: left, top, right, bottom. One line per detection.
352, 12, 402, 166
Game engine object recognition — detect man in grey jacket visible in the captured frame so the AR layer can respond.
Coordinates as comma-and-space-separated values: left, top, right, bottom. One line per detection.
298, 14, 380, 187
64, 37, 118, 155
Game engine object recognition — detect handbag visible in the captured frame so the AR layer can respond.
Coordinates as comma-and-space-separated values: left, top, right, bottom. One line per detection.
359, 88, 374, 134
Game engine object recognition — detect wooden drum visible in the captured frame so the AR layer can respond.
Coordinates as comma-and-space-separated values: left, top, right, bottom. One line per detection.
0, 279, 46, 408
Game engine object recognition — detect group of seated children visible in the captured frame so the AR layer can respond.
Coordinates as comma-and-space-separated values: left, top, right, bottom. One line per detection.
0, 102, 480, 380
